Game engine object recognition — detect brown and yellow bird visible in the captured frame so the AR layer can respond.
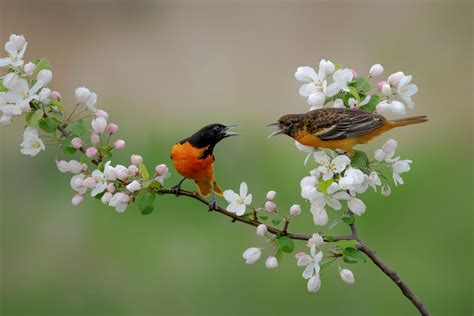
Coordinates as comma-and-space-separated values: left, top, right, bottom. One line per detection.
268, 108, 427, 154
170, 124, 239, 207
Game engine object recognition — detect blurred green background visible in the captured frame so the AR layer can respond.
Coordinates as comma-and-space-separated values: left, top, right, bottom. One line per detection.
1, 1, 472, 315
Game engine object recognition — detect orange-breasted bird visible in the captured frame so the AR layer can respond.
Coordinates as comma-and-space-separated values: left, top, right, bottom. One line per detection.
268, 108, 427, 154
170, 124, 239, 207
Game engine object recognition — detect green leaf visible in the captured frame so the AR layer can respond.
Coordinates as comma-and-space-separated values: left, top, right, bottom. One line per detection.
350, 150, 369, 170
318, 178, 334, 195
334, 240, 357, 248
348, 86, 360, 102
39, 117, 58, 133
29, 110, 44, 128
68, 120, 86, 137
62, 137, 77, 155
343, 247, 367, 263
137, 192, 157, 215
139, 163, 150, 180
50, 99, 65, 111
362, 95, 379, 113
258, 215, 268, 221
33, 58, 52, 72
272, 219, 282, 225
353, 77, 371, 93
0, 79, 7, 92
320, 260, 333, 271
324, 235, 335, 242
275, 249, 284, 262
341, 214, 355, 225
277, 236, 295, 253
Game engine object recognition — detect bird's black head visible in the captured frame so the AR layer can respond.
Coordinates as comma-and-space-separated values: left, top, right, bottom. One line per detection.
267, 114, 305, 139
182, 123, 239, 149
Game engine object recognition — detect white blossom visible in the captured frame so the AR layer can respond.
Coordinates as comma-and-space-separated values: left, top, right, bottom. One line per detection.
70, 173, 87, 195
91, 117, 107, 134
369, 64, 384, 77
265, 256, 278, 269
392, 159, 412, 186
20, 127, 45, 156
256, 224, 267, 236
313, 151, 351, 181
74, 87, 98, 112
109, 192, 130, 212
376, 100, 406, 115
223, 182, 252, 216
325, 68, 354, 97
0, 34, 27, 67
90, 169, 107, 197
295, 140, 315, 165
242, 247, 261, 264
339, 268, 355, 284
396, 75, 418, 109
126, 180, 141, 192
374, 139, 398, 162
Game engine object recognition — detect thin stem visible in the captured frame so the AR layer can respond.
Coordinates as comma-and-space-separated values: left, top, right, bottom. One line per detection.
157, 188, 430, 315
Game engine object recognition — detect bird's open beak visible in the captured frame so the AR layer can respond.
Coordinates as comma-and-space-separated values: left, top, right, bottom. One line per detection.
267, 122, 284, 139
223, 125, 240, 137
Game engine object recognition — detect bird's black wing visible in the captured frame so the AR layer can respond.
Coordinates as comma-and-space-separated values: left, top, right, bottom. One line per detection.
316, 109, 385, 140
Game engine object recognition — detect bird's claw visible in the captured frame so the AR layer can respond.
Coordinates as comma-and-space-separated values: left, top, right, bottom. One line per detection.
170, 185, 181, 197
208, 199, 217, 211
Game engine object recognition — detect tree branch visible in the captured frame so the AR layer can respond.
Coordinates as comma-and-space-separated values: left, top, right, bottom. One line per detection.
158, 188, 430, 315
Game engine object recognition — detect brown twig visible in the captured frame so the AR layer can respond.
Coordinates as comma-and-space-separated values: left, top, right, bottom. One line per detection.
157, 188, 430, 315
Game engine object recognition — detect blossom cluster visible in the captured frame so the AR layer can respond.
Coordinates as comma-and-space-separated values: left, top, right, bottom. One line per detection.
0, 34, 170, 214
295, 59, 418, 115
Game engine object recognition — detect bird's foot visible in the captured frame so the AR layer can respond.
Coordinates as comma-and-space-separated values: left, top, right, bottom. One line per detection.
208, 199, 217, 211
170, 184, 181, 197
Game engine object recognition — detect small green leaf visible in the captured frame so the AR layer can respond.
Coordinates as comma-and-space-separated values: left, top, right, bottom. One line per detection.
272, 219, 282, 225
137, 192, 157, 215
258, 215, 268, 221
324, 235, 335, 242
50, 99, 65, 111
62, 137, 77, 155
350, 150, 369, 171
348, 86, 361, 102
39, 117, 58, 133
362, 95, 379, 113
320, 260, 333, 271
68, 120, 86, 137
343, 247, 367, 263
0, 79, 7, 92
33, 58, 52, 72
29, 110, 44, 128
318, 178, 334, 195
341, 215, 354, 225
277, 236, 295, 253
139, 163, 150, 180
334, 240, 357, 248
275, 249, 284, 262
353, 77, 371, 93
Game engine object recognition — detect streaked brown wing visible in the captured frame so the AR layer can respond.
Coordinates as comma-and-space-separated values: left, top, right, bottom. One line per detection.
309, 108, 385, 140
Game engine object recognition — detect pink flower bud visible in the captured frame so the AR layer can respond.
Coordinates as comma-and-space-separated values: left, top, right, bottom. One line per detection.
107, 123, 118, 135
23, 62, 36, 75
128, 165, 139, 176
351, 69, 358, 79
82, 177, 97, 188
307, 233, 324, 248
381, 83, 392, 96
71, 137, 84, 149
71, 194, 84, 206
90, 133, 100, 145
106, 183, 116, 193
289, 204, 301, 216
155, 164, 169, 175
91, 117, 107, 134
294, 252, 306, 260
376, 80, 388, 92
265, 256, 279, 269
95, 110, 109, 119
56, 160, 70, 173
264, 200, 277, 213
388, 71, 405, 87
85, 147, 98, 157
339, 268, 355, 284
114, 140, 125, 149
130, 154, 143, 166
50, 91, 61, 101
126, 180, 141, 192
266, 190, 276, 200
114, 165, 129, 181
256, 224, 267, 236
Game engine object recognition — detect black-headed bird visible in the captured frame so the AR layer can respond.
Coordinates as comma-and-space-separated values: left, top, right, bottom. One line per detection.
170, 124, 239, 208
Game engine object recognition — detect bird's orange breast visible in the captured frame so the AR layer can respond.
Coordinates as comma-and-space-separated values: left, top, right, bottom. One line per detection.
170, 141, 214, 181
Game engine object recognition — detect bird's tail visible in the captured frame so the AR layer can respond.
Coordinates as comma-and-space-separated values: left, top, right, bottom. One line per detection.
389, 115, 428, 127
195, 180, 223, 197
